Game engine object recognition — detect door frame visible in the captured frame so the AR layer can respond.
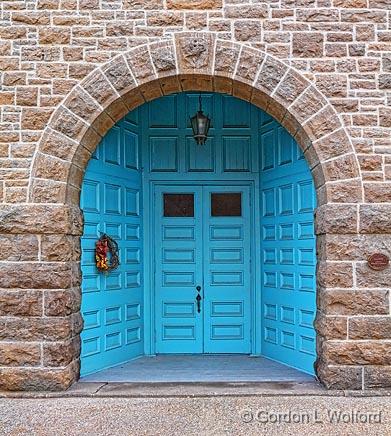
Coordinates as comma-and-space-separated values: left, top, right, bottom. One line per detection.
143, 180, 261, 356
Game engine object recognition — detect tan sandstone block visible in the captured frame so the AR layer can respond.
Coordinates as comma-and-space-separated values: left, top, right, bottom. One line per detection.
16, 87, 38, 107
214, 40, 240, 78
315, 204, 358, 234
185, 12, 207, 30
39, 129, 78, 161
167, 0, 222, 9
317, 262, 354, 288
292, 32, 324, 58
0, 343, 41, 367
0, 316, 77, 342
315, 361, 363, 390
41, 235, 80, 262
319, 180, 363, 204
314, 313, 347, 339
33, 153, 71, 182
319, 288, 389, 315
349, 317, 391, 340
0, 361, 79, 391
175, 33, 214, 75
225, 4, 267, 19
364, 182, 391, 203
44, 288, 81, 317
289, 86, 327, 124
364, 366, 391, 389
0, 235, 39, 261
356, 262, 391, 288
124, 0, 163, 9
147, 11, 183, 26
319, 234, 391, 261
150, 41, 177, 78
323, 340, 391, 365
0, 262, 76, 289
323, 154, 359, 181
43, 336, 80, 367
234, 20, 262, 42
0, 290, 42, 317
0, 205, 83, 235
50, 106, 89, 142
274, 70, 309, 105
303, 105, 341, 141
360, 204, 391, 233
21, 108, 52, 130
39, 27, 71, 44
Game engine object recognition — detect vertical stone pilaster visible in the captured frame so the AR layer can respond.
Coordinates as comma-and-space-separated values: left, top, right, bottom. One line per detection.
0, 205, 83, 390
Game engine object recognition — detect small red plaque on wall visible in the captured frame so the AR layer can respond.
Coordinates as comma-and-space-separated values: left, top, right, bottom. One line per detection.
367, 253, 389, 271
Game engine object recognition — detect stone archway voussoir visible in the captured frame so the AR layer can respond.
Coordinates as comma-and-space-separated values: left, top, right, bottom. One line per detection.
288, 85, 328, 125
149, 40, 178, 79
49, 105, 90, 145
62, 86, 103, 128
303, 104, 342, 143
125, 45, 157, 85
234, 46, 265, 86
213, 39, 241, 80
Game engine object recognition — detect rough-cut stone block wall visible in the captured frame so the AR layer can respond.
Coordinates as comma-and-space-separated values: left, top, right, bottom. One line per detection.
0, 0, 390, 391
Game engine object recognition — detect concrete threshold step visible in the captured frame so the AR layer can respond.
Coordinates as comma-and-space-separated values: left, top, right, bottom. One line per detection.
1, 381, 391, 399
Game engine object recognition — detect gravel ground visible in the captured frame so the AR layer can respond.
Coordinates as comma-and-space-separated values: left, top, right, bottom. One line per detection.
0, 395, 390, 436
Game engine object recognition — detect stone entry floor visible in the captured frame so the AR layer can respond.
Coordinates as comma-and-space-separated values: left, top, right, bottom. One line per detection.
80, 355, 314, 383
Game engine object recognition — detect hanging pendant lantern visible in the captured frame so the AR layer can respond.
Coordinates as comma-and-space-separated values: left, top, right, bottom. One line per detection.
190, 94, 211, 145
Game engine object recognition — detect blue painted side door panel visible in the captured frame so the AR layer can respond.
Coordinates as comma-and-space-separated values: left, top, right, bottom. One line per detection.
260, 113, 317, 374
80, 111, 144, 376
154, 184, 252, 354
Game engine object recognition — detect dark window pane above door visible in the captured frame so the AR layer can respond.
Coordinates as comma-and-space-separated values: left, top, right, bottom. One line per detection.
211, 193, 242, 217
164, 193, 194, 217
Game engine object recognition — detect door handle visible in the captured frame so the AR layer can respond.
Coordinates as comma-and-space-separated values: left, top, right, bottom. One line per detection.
196, 285, 201, 292
196, 293, 202, 313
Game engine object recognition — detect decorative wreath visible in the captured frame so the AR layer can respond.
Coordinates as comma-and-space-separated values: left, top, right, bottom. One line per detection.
95, 233, 120, 273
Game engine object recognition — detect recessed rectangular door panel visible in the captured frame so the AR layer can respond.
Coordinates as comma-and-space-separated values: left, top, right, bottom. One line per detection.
203, 186, 251, 353
154, 186, 203, 353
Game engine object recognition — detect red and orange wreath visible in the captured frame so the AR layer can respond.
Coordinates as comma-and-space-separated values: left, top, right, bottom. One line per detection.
95, 233, 120, 272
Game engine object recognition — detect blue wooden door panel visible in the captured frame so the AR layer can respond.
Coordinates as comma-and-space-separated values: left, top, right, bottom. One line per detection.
203, 185, 251, 353
260, 115, 317, 374
141, 92, 260, 179
154, 185, 204, 353
80, 112, 144, 376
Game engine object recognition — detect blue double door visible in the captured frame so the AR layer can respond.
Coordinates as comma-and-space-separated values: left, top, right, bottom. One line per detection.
154, 184, 252, 354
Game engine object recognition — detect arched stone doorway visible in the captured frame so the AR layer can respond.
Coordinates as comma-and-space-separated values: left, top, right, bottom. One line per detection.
79, 91, 318, 378
12, 31, 369, 391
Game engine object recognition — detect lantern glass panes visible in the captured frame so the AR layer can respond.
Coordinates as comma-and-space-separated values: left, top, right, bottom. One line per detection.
190, 94, 211, 145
